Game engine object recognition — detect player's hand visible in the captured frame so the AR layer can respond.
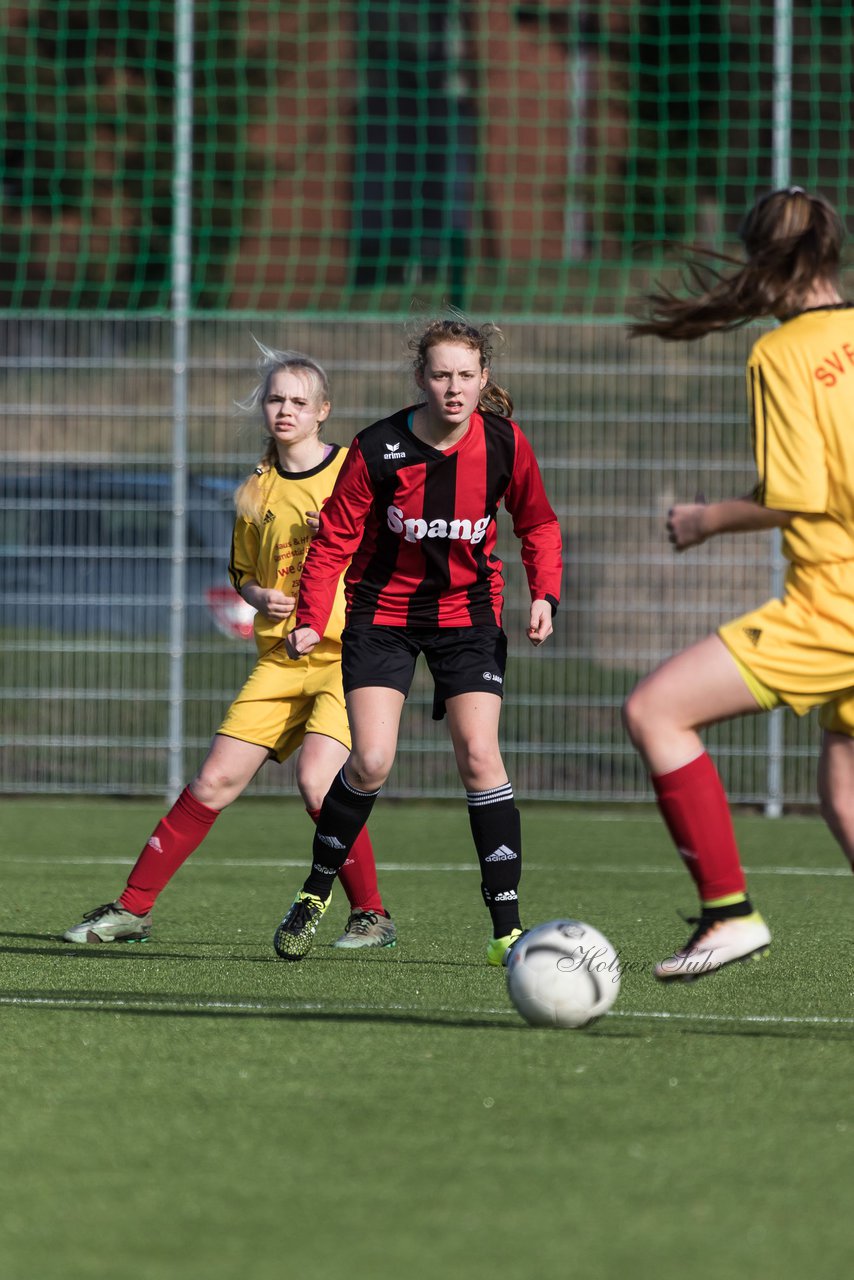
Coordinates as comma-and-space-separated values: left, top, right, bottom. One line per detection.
666, 494, 708, 552
527, 599, 554, 647
258, 589, 296, 621
284, 625, 320, 659
306, 509, 321, 533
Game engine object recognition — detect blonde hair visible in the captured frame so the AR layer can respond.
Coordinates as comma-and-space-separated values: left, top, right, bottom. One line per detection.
409, 316, 514, 417
233, 342, 331, 521
630, 188, 846, 342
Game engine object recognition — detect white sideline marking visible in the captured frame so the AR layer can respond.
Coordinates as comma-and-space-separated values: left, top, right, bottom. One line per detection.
0, 854, 848, 878
1, 992, 852, 1027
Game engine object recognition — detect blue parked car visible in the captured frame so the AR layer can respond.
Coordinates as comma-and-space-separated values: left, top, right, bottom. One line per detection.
0, 467, 256, 639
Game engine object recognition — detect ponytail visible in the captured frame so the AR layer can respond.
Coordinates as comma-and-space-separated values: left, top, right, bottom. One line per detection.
233, 439, 278, 522
629, 188, 846, 342
479, 380, 514, 417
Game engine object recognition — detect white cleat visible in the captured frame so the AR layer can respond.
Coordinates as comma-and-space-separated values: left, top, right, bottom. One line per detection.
62, 902, 152, 944
332, 910, 397, 950
654, 911, 771, 982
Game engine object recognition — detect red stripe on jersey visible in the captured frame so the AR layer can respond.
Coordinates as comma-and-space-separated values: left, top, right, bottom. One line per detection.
437, 423, 493, 626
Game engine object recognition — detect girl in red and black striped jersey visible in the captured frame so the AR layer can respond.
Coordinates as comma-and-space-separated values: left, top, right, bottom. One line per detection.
273, 318, 563, 965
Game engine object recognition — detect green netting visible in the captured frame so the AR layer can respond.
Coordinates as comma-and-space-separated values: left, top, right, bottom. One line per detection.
1, 0, 851, 315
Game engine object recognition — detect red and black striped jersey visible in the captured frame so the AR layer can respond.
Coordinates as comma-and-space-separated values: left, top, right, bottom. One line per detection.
294, 406, 562, 631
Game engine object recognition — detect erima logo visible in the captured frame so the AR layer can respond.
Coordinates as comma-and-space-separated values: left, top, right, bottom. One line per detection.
482, 671, 503, 684
386, 505, 492, 545
316, 833, 346, 849
493, 889, 518, 902
384, 441, 406, 460
744, 627, 762, 646
263, 509, 275, 524
484, 846, 517, 862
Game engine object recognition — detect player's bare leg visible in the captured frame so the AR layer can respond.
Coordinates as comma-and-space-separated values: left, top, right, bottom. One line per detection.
623, 634, 762, 773
190, 735, 270, 808
345, 685, 407, 791
817, 731, 854, 869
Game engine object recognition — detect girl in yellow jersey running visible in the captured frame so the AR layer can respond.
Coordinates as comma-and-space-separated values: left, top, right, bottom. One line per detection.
623, 187, 854, 981
62, 345, 395, 951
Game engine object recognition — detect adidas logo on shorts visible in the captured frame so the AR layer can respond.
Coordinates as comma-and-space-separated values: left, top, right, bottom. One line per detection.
484, 845, 517, 862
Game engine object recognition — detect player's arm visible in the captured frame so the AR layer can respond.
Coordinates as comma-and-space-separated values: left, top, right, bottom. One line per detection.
667, 494, 793, 552
237, 578, 296, 621
503, 428, 563, 639
285, 441, 375, 658
228, 517, 295, 620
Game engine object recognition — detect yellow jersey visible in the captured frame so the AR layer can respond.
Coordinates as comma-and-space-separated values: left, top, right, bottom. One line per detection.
748, 304, 854, 565
228, 445, 347, 658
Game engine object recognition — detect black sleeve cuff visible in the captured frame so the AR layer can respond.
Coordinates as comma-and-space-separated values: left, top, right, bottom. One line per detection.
545, 593, 559, 615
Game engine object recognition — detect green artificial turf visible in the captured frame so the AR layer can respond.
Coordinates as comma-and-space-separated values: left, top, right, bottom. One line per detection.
1, 798, 853, 1280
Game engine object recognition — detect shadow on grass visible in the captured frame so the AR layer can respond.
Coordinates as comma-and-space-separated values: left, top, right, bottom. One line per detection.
0, 936, 205, 962
0, 986, 522, 1030
2, 986, 852, 1039
0, 931, 484, 969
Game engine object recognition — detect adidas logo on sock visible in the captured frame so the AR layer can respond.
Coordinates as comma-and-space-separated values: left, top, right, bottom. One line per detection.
494, 889, 518, 902
147, 836, 163, 853
317, 833, 346, 849
312, 862, 338, 876
484, 845, 517, 862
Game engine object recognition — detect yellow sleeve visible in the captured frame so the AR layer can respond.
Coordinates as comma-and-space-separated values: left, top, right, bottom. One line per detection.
228, 517, 260, 591
748, 351, 828, 514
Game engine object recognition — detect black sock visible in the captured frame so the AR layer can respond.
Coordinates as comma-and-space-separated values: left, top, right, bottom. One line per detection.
467, 783, 522, 936
303, 768, 381, 899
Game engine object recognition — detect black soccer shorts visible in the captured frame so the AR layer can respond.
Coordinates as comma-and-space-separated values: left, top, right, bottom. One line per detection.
341, 624, 508, 720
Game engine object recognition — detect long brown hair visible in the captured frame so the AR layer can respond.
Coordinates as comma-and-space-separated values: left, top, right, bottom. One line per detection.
629, 188, 846, 342
409, 316, 514, 417
233, 343, 331, 521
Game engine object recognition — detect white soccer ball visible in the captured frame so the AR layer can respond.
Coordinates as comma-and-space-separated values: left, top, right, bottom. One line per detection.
506, 919, 621, 1028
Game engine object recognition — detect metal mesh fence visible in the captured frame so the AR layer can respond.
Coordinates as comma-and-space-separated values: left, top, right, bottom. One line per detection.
0, 1, 851, 314
0, 316, 822, 802
0, 1, 841, 803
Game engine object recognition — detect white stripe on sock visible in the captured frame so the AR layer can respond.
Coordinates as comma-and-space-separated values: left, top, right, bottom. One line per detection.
466, 784, 514, 807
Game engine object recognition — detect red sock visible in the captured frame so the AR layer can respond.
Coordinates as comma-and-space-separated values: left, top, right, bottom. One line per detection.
306, 807, 385, 914
119, 787, 219, 915
651, 753, 746, 902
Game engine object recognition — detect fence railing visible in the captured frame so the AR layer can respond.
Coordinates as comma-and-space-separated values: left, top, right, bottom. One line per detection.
0, 314, 819, 806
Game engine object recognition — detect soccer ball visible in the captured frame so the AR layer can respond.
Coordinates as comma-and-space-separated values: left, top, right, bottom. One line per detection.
506, 919, 621, 1029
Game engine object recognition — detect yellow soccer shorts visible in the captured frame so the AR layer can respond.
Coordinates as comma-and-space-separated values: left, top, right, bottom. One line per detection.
718, 561, 854, 735
217, 648, 350, 763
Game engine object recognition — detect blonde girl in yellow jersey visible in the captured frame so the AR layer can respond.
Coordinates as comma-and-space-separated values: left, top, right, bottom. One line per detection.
62, 346, 395, 951
623, 187, 853, 981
